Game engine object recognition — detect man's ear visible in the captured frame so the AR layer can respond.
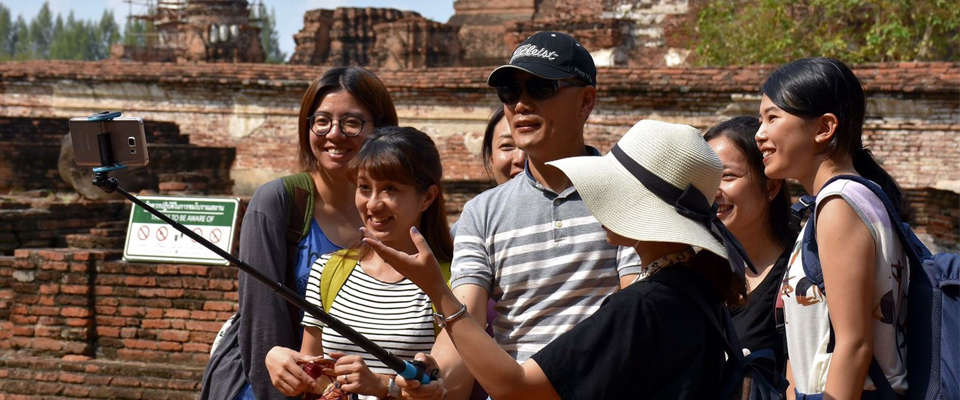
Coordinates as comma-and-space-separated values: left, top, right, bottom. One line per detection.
815, 113, 839, 144
420, 185, 438, 212
580, 85, 597, 121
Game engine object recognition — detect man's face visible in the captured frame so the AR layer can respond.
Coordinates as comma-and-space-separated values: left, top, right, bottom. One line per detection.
500, 70, 590, 161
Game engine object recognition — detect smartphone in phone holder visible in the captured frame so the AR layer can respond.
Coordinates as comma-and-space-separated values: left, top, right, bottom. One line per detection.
87, 111, 130, 173
86, 112, 436, 386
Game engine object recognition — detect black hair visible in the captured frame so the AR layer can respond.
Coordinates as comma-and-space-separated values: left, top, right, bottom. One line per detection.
704, 116, 797, 248
761, 57, 911, 221
297, 67, 399, 172
348, 126, 453, 263
480, 106, 506, 180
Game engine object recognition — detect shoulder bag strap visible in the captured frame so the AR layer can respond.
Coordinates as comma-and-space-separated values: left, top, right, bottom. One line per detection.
321, 250, 358, 314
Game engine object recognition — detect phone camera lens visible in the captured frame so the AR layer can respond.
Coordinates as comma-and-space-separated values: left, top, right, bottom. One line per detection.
128, 137, 136, 147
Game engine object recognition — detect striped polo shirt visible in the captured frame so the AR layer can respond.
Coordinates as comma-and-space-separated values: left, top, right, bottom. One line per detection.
302, 253, 435, 374
452, 155, 643, 362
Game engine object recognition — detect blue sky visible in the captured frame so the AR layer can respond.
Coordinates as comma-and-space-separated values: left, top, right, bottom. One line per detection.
1, 1, 456, 60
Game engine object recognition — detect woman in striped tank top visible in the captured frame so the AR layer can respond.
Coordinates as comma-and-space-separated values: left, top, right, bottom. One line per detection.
269, 126, 453, 400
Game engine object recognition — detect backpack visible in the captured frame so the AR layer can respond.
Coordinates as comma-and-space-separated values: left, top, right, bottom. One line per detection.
648, 268, 789, 400
321, 249, 452, 335
792, 174, 960, 400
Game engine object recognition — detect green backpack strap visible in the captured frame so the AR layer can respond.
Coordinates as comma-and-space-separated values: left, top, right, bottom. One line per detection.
279, 172, 315, 332
280, 172, 316, 242
320, 249, 360, 314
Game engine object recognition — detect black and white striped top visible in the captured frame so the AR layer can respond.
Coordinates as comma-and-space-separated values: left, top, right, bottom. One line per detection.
302, 253, 435, 374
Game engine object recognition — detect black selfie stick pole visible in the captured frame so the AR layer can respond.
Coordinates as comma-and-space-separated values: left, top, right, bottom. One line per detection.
87, 112, 434, 385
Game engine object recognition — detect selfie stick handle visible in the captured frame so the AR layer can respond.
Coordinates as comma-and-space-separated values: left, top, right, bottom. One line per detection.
90, 174, 432, 385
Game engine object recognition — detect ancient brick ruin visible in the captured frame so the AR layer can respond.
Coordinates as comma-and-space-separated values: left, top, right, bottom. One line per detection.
290, 8, 461, 70
111, 0, 265, 63
1, 2, 958, 399
291, 0, 699, 69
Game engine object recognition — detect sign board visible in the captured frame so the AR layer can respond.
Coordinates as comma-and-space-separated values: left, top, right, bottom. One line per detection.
123, 196, 240, 265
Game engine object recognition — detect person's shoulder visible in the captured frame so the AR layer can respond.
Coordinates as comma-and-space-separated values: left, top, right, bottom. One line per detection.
246, 177, 290, 213
624, 268, 707, 303
463, 176, 525, 211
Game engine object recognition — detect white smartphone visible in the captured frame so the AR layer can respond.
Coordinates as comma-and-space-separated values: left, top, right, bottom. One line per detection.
70, 116, 150, 167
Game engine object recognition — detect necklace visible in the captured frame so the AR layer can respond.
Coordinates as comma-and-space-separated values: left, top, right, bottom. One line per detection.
638, 247, 696, 280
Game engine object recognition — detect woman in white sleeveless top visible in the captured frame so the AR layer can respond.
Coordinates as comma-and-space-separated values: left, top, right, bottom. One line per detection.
757, 57, 910, 399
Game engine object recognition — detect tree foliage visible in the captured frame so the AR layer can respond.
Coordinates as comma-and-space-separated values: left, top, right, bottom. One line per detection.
695, 0, 960, 65
0, 2, 123, 61
256, 3, 286, 64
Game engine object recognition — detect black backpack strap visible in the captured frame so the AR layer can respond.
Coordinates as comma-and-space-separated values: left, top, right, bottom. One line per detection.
789, 194, 816, 232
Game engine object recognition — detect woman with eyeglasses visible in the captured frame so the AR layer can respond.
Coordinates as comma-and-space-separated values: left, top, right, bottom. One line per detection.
200, 67, 399, 400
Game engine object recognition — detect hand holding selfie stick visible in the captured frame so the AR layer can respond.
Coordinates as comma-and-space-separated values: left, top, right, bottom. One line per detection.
86, 111, 436, 385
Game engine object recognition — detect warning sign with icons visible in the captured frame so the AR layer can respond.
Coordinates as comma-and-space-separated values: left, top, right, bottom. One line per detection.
123, 196, 240, 265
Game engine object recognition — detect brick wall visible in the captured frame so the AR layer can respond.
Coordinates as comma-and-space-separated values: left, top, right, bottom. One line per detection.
0, 248, 234, 399
0, 199, 130, 255
1, 61, 955, 194
0, 115, 236, 197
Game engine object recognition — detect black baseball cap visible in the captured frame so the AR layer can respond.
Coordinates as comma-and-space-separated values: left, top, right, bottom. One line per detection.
487, 31, 597, 87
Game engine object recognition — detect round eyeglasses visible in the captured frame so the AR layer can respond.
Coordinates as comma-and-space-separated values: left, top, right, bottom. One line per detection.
308, 114, 367, 137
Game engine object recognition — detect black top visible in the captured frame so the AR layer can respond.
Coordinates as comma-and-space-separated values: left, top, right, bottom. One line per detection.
730, 249, 790, 373
531, 266, 725, 400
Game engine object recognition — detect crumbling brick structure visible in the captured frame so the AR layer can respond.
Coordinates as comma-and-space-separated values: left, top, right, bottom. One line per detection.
371, 18, 462, 70
112, 0, 265, 63
290, 8, 460, 68
295, 0, 700, 69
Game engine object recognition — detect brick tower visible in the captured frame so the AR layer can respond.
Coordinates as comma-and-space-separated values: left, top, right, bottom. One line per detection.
112, 0, 265, 63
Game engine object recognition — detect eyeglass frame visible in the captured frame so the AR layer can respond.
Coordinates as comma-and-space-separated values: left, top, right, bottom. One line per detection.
496, 78, 590, 105
307, 113, 368, 137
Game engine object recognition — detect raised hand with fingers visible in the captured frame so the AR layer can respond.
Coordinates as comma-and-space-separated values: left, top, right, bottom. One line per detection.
360, 227, 448, 299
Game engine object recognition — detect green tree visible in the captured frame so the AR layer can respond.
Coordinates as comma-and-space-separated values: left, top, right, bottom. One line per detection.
57, 12, 90, 60
12, 15, 30, 60
258, 4, 286, 63
28, 2, 53, 59
0, 4, 12, 60
695, 0, 960, 65
123, 17, 147, 47
91, 10, 120, 59
49, 13, 70, 59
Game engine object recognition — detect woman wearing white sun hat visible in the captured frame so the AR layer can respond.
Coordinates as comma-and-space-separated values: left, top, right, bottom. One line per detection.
363, 120, 758, 400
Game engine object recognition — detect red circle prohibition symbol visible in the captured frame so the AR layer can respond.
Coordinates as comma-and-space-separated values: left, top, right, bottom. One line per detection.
209, 228, 222, 244
156, 226, 168, 241
191, 228, 203, 243
137, 226, 150, 240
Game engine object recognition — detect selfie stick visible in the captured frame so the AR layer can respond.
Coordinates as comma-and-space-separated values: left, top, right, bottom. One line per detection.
86, 111, 435, 385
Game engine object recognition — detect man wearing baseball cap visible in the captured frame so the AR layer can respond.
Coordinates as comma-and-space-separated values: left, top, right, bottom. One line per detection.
429, 31, 641, 399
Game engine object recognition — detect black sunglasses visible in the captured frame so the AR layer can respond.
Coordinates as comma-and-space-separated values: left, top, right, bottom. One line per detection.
496, 78, 588, 104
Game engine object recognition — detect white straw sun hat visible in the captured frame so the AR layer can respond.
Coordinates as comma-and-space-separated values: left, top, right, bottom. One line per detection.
548, 119, 734, 261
